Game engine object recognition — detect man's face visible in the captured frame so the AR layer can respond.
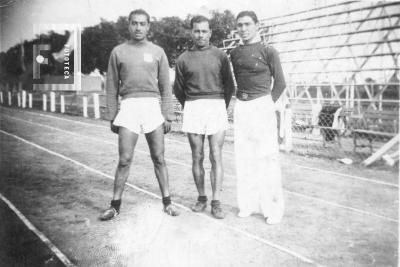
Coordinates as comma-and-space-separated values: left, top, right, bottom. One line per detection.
129, 14, 150, 41
191, 21, 211, 48
236, 16, 258, 42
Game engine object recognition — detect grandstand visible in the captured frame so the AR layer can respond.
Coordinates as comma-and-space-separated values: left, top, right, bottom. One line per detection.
223, 1, 399, 162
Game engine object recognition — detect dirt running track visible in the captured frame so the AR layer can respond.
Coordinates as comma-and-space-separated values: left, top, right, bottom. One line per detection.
0, 106, 398, 267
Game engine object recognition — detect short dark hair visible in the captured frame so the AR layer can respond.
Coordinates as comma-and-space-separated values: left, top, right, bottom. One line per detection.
190, 15, 210, 29
236, 11, 259, 23
128, 9, 150, 23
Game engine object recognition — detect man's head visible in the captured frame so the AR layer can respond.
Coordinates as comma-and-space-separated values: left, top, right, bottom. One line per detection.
128, 9, 150, 41
190, 15, 212, 48
236, 11, 259, 43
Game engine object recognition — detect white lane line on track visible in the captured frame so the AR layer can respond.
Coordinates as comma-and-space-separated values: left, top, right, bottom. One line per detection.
290, 164, 398, 188
0, 129, 322, 266
0, 192, 76, 267
5, 108, 397, 189
4, 113, 398, 223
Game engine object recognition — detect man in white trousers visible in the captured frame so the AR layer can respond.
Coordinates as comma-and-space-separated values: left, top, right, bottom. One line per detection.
230, 11, 286, 224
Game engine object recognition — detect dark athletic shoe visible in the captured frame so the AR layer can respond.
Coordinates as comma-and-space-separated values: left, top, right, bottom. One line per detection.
163, 204, 180, 216
211, 203, 225, 219
191, 201, 207, 212
99, 207, 119, 221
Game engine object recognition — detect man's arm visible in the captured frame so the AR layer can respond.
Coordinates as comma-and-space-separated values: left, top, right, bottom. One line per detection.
105, 49, 120, 121
221, 54, 235, 108
158, 51, 174, 122
268, 46, 286, 103
173, 60, 186, 108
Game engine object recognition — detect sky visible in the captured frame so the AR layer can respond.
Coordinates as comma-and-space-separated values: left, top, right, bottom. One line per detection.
0, 0, 343, 52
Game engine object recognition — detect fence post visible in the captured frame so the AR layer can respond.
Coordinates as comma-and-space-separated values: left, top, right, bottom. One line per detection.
17, 91, 21, 107
28, 93, 32, 108
50, 91, 56, 112
8, 91, 12, 106
0, 91, 3, 104
83, 96, 88, 118
60, 95, 65, 113
42, 94, 47, 111
93, 93, 100, 119
22, 90, 26, 108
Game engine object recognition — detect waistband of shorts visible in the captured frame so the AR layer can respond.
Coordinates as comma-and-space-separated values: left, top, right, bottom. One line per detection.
185, 93, 225, 101
121, 91, 160, 100
186, 98, 225, 103
236, 94, 272, 103
121, 96, 160, 103
236, 91, 270, 101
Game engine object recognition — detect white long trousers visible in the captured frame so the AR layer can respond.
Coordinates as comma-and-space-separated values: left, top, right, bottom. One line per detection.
234, 95, 284, 219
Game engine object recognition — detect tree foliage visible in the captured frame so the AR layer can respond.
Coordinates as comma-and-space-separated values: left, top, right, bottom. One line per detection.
81, 19, 120, 74
150, 16, 191, 65
209, 10, 236, 48
0, 10, 236, 79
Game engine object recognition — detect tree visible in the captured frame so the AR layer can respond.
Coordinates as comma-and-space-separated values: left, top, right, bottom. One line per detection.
151, 16, 191, 65
209, 10, 236, 48
81, 19, 120, 74
115, 16, 130, 42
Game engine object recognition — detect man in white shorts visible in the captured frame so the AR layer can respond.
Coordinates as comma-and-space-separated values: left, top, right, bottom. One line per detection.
174, 15, 234, 219
100, 9, 179, 220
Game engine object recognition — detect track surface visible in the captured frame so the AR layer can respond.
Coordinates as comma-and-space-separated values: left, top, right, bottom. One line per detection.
0, 106, 398, 266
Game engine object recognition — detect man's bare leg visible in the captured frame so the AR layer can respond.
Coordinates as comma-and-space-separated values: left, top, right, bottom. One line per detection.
113, 127, 139, 199
145, 124, 179, 216
100, 127, 138, 220
208, 130, 226, 219
187, 133, 208, 212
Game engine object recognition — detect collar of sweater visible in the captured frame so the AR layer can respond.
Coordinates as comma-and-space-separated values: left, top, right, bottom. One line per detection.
127, 39, 149, 46
239, 33, 262, 46
189, 44, 213, 51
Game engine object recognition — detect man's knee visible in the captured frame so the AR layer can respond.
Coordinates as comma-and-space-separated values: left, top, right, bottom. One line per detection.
209, 148, 222, 165
192, 149, 204, 164
151, 152, 166, 167
118, 154, 133, 168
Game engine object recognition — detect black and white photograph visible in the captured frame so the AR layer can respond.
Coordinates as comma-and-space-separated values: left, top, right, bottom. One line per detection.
0, 0, 399, 266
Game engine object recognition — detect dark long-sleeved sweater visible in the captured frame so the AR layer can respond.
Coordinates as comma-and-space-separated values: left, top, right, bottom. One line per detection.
105, 40, 174, 121
173, 45, 235, 108
230, 42, 286, 102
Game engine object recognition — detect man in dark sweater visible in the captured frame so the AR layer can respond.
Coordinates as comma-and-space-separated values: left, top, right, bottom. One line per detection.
100, 9, 179, 220
230, 11, 286, 224
174, 16, 234, 219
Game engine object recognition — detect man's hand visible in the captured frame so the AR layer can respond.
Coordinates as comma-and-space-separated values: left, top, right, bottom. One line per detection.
110, 120, 119, 134
163, 120, 172, 134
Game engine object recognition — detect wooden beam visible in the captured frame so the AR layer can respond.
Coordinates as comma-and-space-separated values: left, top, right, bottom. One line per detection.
267, 26, 400, 45
261, 14, 400, 38
281, 52, 399, 64
278, 39, 400, 54
382, 150, 399, 166
363, 134, 399, 166
288, 68, 400, 74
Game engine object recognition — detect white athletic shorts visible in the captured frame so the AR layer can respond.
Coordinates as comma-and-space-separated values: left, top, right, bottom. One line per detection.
113, 97, 164, 134
182, 99, 229, 135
